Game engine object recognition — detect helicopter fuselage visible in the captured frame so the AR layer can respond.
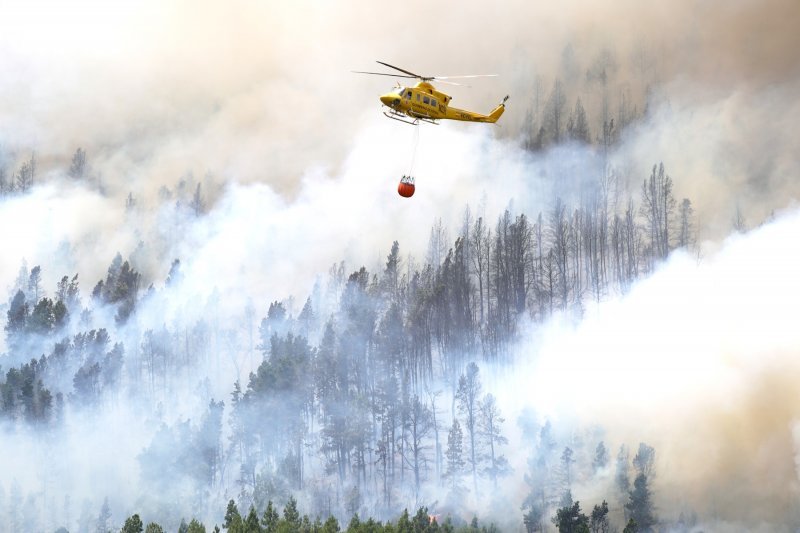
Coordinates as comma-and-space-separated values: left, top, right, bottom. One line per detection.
379, 81, 505, 124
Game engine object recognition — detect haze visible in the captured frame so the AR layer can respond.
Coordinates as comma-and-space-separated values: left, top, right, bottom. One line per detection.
1, 0, 800, 531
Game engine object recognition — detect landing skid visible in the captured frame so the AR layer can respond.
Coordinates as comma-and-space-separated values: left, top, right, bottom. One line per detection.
383, 108, 438, 126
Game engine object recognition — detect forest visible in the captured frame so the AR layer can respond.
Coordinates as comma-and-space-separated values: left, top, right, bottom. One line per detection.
3, 125, 689, 532
1, 170, 676, 532
2, 6, 797, 529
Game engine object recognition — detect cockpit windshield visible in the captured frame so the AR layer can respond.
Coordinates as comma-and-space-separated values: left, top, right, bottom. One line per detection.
392, 87, 405, 96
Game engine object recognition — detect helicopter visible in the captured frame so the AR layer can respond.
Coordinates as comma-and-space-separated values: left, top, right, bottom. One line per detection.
354, 61, 508, 125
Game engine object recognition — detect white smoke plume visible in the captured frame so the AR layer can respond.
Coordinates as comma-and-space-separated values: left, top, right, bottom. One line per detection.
1, 0, 800, 531
491, 207, 800, 530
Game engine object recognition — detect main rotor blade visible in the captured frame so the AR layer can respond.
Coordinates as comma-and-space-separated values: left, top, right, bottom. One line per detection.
434, 74, 498, 80
434, 80, 468, 87
352, 71, 418, 79
376, 61, 424, 79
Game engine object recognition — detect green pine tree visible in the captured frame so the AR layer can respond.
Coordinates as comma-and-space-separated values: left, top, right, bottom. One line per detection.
589, 501, 609, 533
552, 501, 590, 533
261, 501, 279, 532
244, 506, 260, 532
282, 496, 301, 531
322, 515, 340, 533
223, 500, 243, 532
121, 514, 144, 533
625, 474, 655, 531
622, 519, 637, 533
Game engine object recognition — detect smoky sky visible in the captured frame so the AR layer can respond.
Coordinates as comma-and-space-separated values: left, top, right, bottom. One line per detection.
2, 0, 800, 530
2, 0, 798, 193
1, 1, 798, 271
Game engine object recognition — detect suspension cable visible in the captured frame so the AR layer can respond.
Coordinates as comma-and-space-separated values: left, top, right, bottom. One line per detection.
407, 124, 420, 177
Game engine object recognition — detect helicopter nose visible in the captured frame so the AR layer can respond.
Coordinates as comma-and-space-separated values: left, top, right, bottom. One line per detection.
380, 94, 400, 107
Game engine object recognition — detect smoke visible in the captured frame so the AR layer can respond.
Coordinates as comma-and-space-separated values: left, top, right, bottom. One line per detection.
2, 0, 800, 530
2, 0, 798, 258
488, 207, 800, 528
2, 0, 798, 275
2, 0, 798, 194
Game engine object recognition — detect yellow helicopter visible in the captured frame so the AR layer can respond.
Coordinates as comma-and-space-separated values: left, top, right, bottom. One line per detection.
354, 61, 508, 125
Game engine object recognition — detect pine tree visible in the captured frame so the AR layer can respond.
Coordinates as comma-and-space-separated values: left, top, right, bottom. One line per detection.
69, 148, 87, 179
560, 447, 575, 489
346, 513, 361, 531
261, 500, 279, 532
456, 362, 482, 495
567, 98, 591, 143
282, 496, 301, 530
28, 297, 57, 334
625, 474, 655, 531
404, 395, 433, 497
412, 507, 431, 531
559, 489, 574, 508
478, 393, 510, 487
243, 506, 260, 532
640, 163, 675, 260
96, 497, 111, 533
632, 443, 655, 479
592, 442, 609, 474
395, 509, 412, 531
191, 183, 205, 216
552, 501, 589, 533
589, 501, 609, 533
5, 290, 29, 352
445, 420, 466, 494
223, 500, 243, 531
28, 265, 43, 301
622, 518, 638, 533
544, 79, 567, 144
121, 514, 144, 533
15, 153, 35, 192
0, 165, 8, 195
322, 516, 340, 533
187, 519, 206, 533
523, 505, 544, 533
381, 240, 401, 299
297, 297, 314, 338
615, 445, 630, 497
677, 199, 694, 248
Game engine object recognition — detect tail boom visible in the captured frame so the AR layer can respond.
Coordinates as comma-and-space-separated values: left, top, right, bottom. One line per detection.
445, 95, 508, 123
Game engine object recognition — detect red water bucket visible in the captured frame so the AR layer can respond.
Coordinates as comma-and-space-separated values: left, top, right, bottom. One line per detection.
398, 175, 415, 198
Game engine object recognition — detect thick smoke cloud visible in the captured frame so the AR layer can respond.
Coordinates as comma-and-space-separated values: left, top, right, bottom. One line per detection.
2, 0, 798, 194
2, 0, 800, 530
2, 0, 798, 266
492, 208, 800, 529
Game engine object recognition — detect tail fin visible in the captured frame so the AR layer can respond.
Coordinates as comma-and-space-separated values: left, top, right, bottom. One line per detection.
487, 95, 509, 123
